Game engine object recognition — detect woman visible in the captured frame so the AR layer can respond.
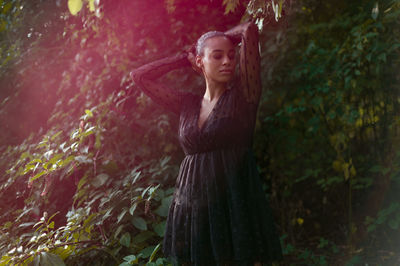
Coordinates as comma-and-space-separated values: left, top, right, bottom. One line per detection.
130, 21, 283, 266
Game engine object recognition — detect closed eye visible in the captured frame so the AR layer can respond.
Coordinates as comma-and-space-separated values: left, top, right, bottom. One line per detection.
212, 54, 235, 60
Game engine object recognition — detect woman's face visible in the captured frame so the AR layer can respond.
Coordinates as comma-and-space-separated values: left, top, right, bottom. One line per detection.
196, 36, 236, 85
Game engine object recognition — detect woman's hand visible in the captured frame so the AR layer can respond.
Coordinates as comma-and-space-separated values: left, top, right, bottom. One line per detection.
224, 21, 252, 44
185, 45, 202, 75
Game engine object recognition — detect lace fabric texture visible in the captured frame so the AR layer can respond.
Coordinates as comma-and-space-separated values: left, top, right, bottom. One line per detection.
130, 22, 283, 266
162, 85, 283, 266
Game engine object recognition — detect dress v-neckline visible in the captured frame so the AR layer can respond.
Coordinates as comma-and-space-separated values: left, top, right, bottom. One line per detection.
196, 89, 230, 132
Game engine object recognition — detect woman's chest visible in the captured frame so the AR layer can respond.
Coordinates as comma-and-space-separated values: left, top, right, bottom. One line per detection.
178, 93, 250, 153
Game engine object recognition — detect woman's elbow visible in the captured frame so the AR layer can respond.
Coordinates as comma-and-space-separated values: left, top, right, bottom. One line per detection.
130, 70, 140, 83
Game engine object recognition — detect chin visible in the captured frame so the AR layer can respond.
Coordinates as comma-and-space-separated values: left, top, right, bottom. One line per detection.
219, 75, 234, 83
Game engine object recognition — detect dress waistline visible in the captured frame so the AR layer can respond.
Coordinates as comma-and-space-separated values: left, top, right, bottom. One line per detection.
183, 145, 250, 156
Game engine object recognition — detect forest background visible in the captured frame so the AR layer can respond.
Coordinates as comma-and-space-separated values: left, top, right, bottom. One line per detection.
0, 0, 399, 265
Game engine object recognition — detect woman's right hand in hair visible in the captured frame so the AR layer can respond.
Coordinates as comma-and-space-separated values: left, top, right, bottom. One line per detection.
185, 45, 202, 75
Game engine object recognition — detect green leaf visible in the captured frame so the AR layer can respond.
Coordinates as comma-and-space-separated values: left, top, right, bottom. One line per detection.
154, 195, 173, 217
18, 222, 35, 229
371, 2, 379, 20
141, 186, 152, 198
2, 2, 12, 14
222, 0, 239, 14
82, 126, 96, 137
23, 164, 36, 174
147, 184, 161, 200
30, 171, 46, 182
59, 141, 71, 152
92, 173, 109, 187
131, 231, 155, 245
75, 155, 92, 164
114, 225, 124, 238
165, 187, 175, 195
68, 0, 83, 15
20, 151, 31, 160
123, 255, 137, 263
61, 155, 75, 166
132, 217, 147, 231
149, 243, 161, 262
77, 175, 87, 190
88, 0, 95, 12
131, 171, 142, 184
155, 188, 165, 199
155, 258, 166, 266
48, 221, 55, 229
33, 252, 66, 266
153, 221, 165, 237
140, 245, 155, 258
51, 130, 63, 141
85, 109, 93, 117
129, 203, 137, 215
117, 209, 128, 223
28, 158, 43, 165
81, 212, 96, 226
48, 153, 63, 164
102, 207, 114, 221
71, 130, 80, 139
119, 232, 131, 247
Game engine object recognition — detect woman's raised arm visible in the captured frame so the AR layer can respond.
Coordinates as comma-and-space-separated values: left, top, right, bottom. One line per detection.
130, 52, 191, 115
225, 22, 261, 106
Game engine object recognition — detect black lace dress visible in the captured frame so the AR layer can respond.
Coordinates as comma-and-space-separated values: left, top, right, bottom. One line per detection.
130, 23, 283, 266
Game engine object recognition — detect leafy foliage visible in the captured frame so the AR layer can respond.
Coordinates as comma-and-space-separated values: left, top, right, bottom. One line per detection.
0, 0, 248, 265
254, 0, 400, 263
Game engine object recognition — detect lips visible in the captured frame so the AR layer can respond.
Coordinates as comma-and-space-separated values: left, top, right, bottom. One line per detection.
220, 69, 233, 74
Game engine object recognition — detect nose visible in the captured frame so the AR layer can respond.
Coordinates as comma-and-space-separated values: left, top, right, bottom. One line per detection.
222, 55, 232, 66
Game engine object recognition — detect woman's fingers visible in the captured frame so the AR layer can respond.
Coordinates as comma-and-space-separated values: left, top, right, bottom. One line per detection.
187, 52, 195, 63
183, 44, 201, 75
187, 52, 202, 74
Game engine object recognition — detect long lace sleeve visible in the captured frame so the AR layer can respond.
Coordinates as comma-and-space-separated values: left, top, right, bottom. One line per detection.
226, 22, 261, 106
130, 53, 191, 115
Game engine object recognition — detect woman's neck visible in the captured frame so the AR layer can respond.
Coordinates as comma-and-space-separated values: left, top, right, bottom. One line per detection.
204, 80, 228, 102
